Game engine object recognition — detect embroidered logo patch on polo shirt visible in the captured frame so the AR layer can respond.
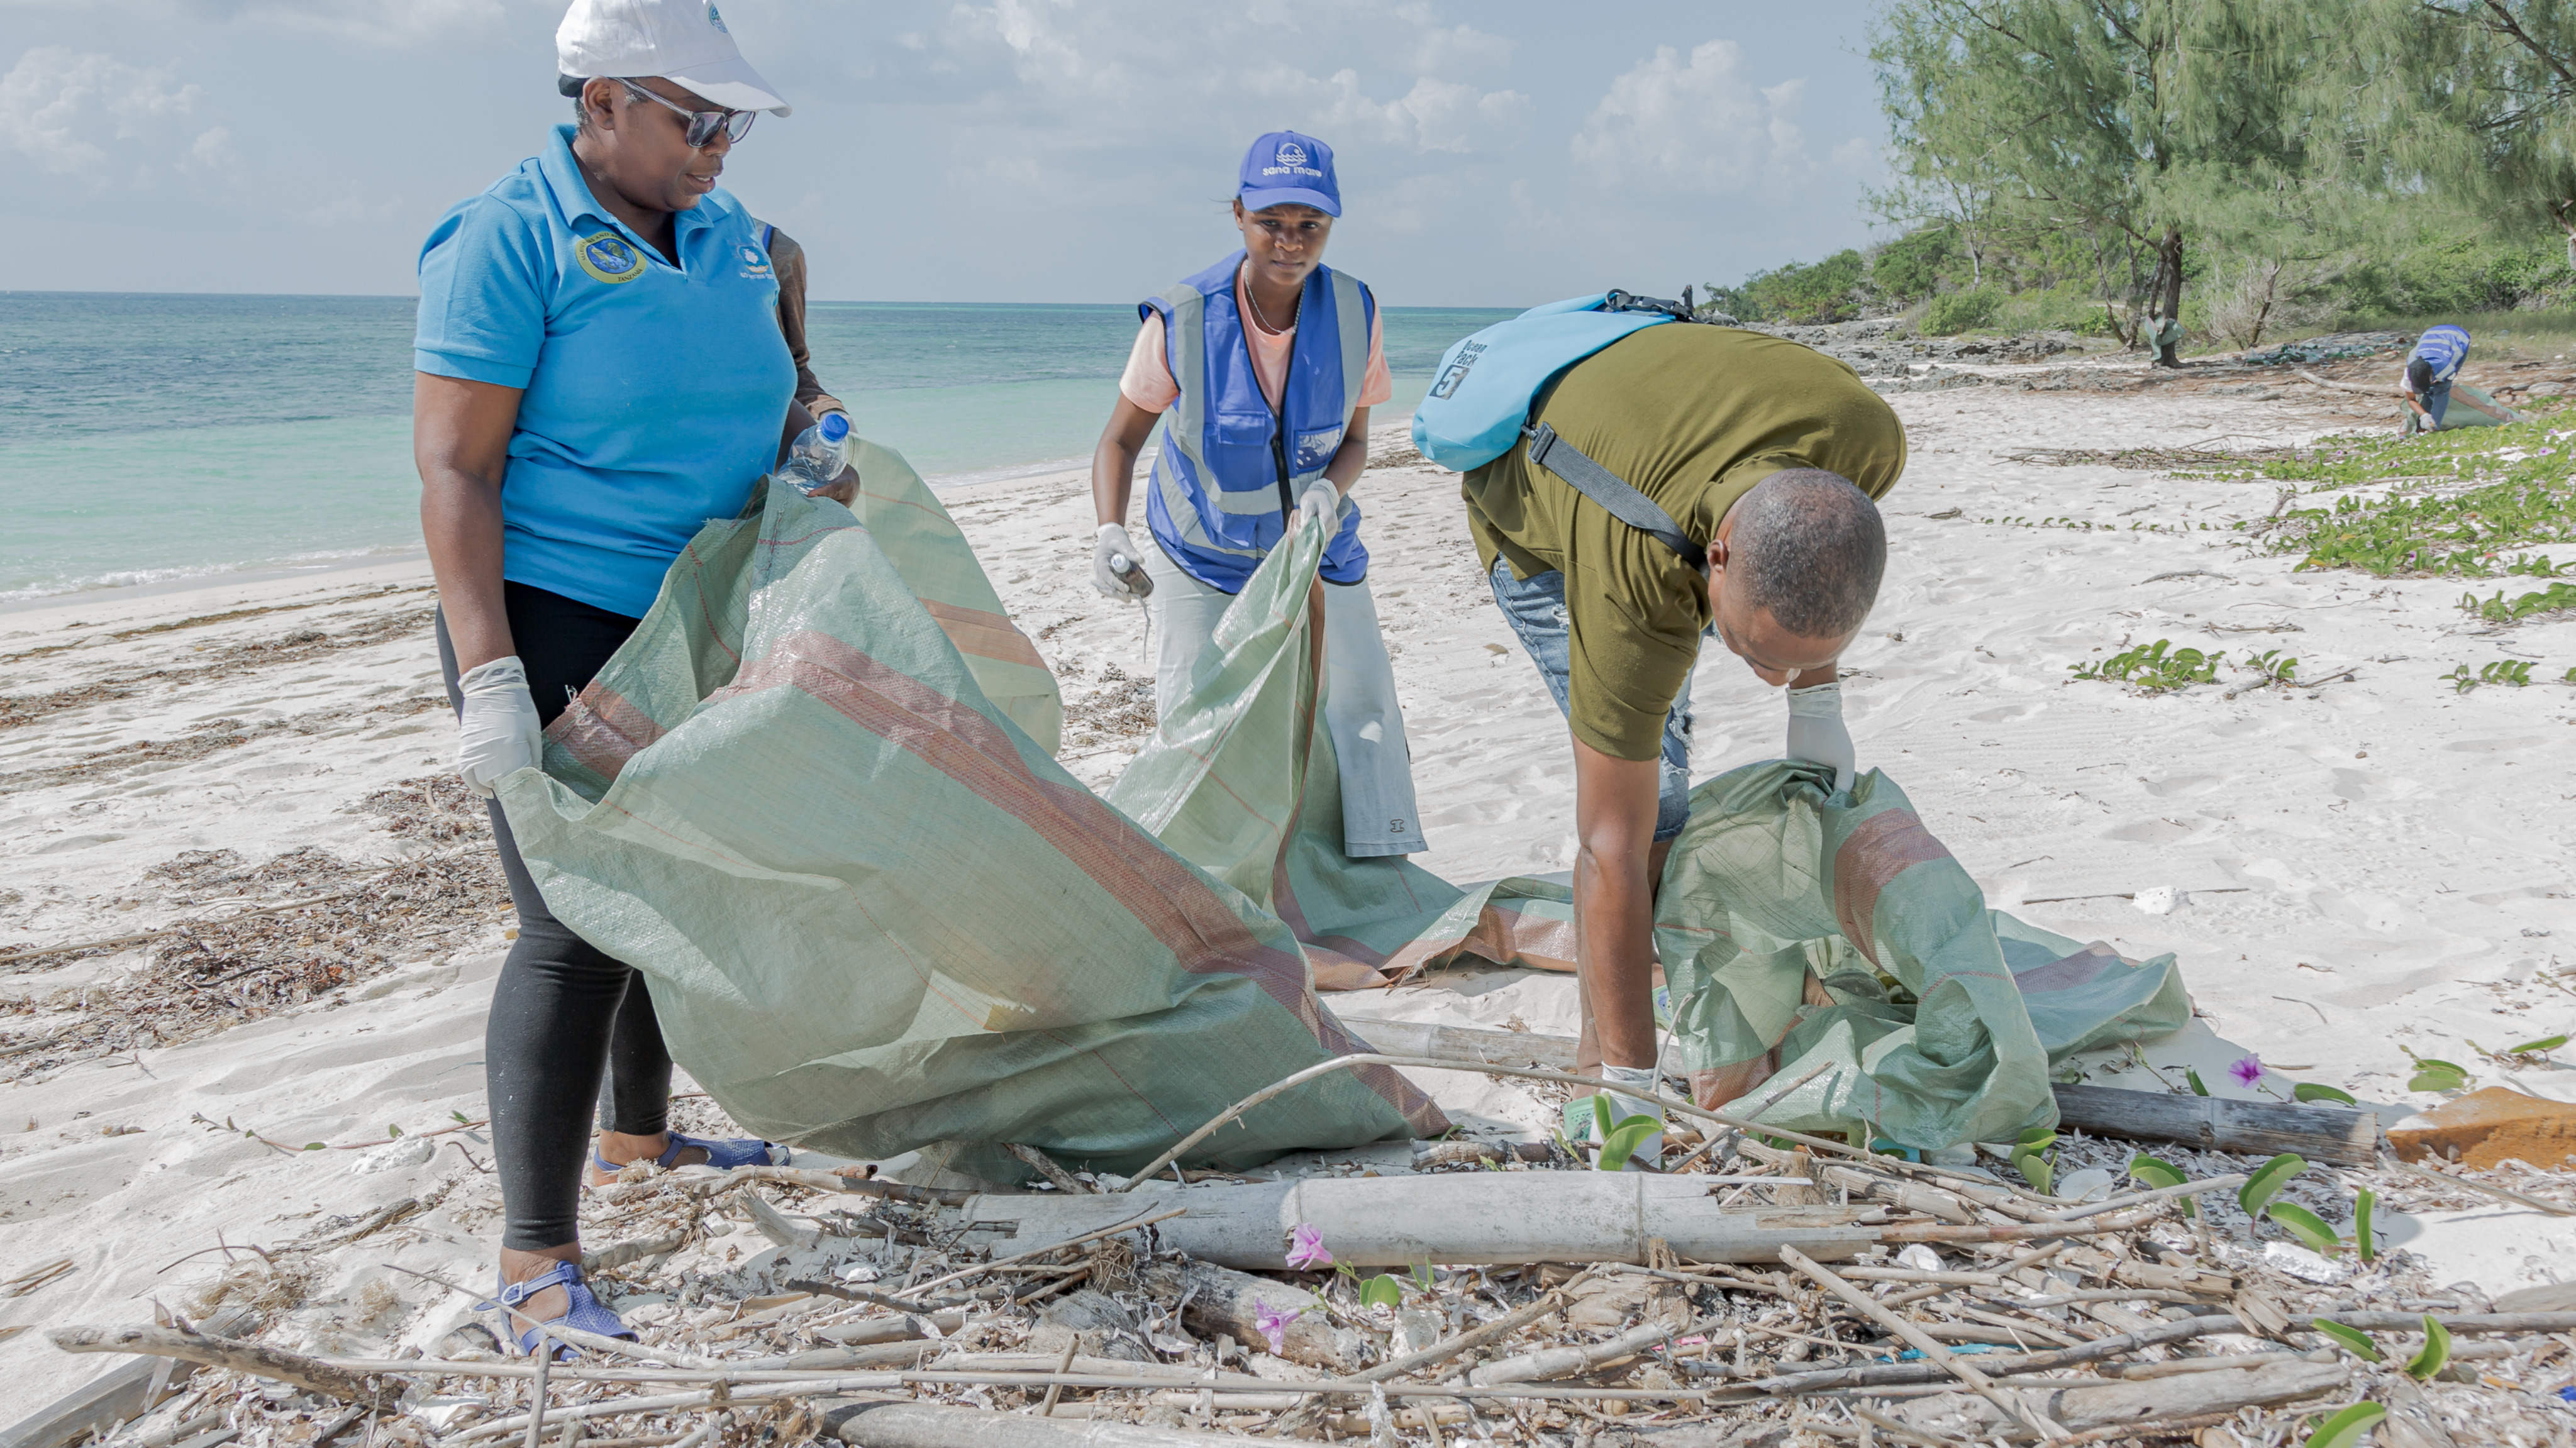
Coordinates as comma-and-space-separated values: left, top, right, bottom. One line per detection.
736, 243, 772, 279
575, 232, 645, 284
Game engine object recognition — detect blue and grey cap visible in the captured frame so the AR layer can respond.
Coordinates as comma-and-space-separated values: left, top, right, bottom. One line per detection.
1238, 131, 1340, 216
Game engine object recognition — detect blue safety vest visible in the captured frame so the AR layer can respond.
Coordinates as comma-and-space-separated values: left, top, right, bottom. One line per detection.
1141, 252, 1374, 592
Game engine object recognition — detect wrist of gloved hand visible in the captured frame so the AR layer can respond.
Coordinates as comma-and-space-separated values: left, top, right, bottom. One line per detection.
1093, 522, 1146, 599
1294, 480, 1343, 529
1785, 680, 1856, 795
455, 655, 545, 799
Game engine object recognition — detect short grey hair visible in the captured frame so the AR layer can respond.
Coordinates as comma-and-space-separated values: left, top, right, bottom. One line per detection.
1731, 468, 1886, 638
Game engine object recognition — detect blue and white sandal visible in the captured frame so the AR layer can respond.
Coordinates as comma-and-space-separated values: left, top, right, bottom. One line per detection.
591, 1131, 783, 1178
483, 1261, 636, 1360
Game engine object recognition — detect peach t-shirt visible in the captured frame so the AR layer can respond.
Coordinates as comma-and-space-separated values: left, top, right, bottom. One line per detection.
1119, 264, 1393, 414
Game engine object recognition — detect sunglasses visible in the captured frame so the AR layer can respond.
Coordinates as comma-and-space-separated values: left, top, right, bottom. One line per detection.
619, 79, 756, 149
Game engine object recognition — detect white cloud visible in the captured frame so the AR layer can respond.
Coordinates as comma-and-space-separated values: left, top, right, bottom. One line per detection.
1830, 135, 1878, 173
1570, 40, 1813, 195
937, 0, 1526, 155
229, 0, 510, 48
0, 45, 204, 177
189, 124, 236, 167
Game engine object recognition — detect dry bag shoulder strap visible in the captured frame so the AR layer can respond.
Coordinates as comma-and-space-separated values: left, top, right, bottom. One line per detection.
1523, 423, 1706, 575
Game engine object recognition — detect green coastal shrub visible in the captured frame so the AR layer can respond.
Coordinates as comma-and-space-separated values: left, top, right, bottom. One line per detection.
1922, 287, 2002, 334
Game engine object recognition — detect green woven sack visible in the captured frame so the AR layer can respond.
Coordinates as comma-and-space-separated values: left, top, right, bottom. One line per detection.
1656, 762, 2190, 1148
499, 470, 1443, 1184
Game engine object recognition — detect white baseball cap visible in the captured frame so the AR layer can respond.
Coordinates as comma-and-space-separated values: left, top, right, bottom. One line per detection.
556, 0, 790, 116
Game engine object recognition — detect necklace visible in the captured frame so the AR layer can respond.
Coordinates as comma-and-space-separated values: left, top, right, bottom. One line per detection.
1243, 268, 1301, 334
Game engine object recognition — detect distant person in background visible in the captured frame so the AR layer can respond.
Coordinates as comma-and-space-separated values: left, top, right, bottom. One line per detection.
2400, 324, 2510, 433
1087, 130, 1426, 859
413, 0, 848, 1357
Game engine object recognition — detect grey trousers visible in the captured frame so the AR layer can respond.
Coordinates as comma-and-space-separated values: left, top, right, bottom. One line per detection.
1141, 538, 1427, 857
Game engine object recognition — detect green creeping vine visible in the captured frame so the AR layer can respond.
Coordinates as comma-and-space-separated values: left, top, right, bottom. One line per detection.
2067, 639, 2226, 690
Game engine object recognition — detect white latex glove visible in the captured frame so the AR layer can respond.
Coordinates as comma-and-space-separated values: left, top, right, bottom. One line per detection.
1294, 478, 1345, 531
455, 655, 544, 799
1093, 522, 1149, 599
1785, 679, 1856, 795
1599, 1063, 1667, 1172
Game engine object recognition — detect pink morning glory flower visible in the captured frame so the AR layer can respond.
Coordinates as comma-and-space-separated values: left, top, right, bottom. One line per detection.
1285, 1222, 1331, 1271
2229, 1054, 2264, 1088
1252, 1298, 1294, 1356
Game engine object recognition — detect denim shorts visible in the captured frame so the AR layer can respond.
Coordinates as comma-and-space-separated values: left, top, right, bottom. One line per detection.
1486, 555, 1696, 841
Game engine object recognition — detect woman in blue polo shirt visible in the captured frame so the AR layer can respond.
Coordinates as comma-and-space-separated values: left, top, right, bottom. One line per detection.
414, 0, 833, 1354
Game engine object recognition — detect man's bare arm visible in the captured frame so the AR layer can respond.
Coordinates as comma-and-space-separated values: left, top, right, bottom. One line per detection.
1572, 738, 1665, 1071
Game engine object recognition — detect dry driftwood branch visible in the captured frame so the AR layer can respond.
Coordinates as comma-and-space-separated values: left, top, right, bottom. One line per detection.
1137, 1259, 1362, 1371
2290, 368, 2385, 395
2050, 1084, 2379, 1166
1776, 1247, 2067, 1440
1363, 1266, 1594, 1382
830, 1401, 1248, 1448
1897, 1357, 2348, 1441
586, 1228, 694, 1275
907, 1206, 1185, 1302
0, 1306, 256, 1448
2385, 1154, 2576, 1216
1007, 1144, 1094, 1194
1467, 1310, 1723, 1385
684, 1167, 976, 1208
45, 1324, 388, 1407
969, 1170, 1883, 1268
1410, 1139, 1553, 1168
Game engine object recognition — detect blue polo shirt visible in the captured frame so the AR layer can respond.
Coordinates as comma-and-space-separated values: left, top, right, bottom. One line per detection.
415, 124, 796, 619
2409, 324, 2470, 389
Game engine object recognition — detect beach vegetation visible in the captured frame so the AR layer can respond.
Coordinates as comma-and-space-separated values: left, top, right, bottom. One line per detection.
2446, 660, 2536, 691
1702, 3, 2576, 355
2239, 1152, 2307, 1219
2067, 639, 2226, 690
2461, 581, 2576, 622
2009, 1126, 2056, 1195
2300, 1401, 2387, 1448
2406, 1315, 2454, 1381
2400, 1047, 2472, 1092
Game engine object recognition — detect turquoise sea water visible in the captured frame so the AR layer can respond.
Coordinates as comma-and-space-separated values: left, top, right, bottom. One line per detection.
0, 292, 1514, 602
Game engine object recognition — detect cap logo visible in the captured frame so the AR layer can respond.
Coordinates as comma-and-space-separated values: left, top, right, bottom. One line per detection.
575, 231, 645, 284
705, 2, 728, 32
1276, 141, 1307, 167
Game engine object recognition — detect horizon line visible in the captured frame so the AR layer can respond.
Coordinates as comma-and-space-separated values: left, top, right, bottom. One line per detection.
0, 289, 1528, 311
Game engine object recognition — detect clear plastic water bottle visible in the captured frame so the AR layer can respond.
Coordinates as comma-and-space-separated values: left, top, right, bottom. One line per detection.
780, 411, 852, 495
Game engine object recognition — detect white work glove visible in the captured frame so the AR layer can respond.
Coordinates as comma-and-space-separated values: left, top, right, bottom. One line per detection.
1599, 1064, 1667, 1172
1093, 522, 1149, 599
1294, 478, 1345, 531
455, 655, 545, 799
1785, 679, 1856, 795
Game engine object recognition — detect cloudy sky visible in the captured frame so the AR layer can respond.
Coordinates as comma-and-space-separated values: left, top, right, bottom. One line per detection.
0, 0, 1890, 306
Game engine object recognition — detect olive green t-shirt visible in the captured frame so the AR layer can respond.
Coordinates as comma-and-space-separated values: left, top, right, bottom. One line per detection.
1462, 324, 1906, 761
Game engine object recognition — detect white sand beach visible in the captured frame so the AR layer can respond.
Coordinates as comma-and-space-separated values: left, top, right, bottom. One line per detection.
6, 353, 2576, 1417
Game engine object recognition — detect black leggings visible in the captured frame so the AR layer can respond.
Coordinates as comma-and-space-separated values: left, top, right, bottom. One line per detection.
437, 582, 672, 1251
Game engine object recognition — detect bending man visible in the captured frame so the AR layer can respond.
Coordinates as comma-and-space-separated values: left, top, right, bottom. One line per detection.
1463, 322, 1906, 1161
2399, 323, 2509, 433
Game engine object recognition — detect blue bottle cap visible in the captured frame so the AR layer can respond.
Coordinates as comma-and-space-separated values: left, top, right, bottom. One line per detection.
819, 411, 850, 443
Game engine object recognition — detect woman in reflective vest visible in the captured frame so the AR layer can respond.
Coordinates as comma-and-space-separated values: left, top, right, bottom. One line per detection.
1088, 130, 1426, 858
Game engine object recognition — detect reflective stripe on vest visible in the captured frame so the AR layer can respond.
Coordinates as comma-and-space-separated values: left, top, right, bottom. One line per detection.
1141, 251, 1373, 593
